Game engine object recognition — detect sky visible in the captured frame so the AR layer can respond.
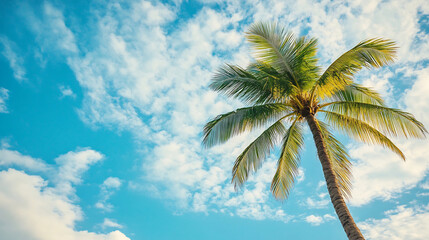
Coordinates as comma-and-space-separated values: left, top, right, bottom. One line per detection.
0, 0, 428, 239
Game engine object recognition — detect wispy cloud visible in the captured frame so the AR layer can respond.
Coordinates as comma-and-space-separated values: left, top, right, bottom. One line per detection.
25, 2, 78, 55
359, 204, 429, 239
0, 88, 9, 113
349, 66, 429, 206
59, 85, 75, 99
305, 193, 330, 209
0, 36, 26, 81
0, 147, 49, 172
101, 218, 124, 229
54, 148, 104, 196
305, 214, 335, 226
96, 177, 123, 212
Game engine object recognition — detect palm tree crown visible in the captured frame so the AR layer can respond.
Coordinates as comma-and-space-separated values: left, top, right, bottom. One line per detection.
203, 22, 427, 240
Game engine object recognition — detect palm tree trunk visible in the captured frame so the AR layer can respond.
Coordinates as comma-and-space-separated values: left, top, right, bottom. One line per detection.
306, 114, 365, 240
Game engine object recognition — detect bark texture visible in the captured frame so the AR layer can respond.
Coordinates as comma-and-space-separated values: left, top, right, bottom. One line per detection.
306, 115, 365, 240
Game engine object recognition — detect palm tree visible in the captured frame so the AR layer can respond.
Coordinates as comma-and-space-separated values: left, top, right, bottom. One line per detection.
202, 22, 427, 240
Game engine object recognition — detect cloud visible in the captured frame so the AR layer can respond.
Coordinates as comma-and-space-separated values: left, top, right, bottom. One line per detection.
59, 85, 76, 99
0, 142, 128, 239
0, 88, 9, 113
26, 2, 78, 55
101, 218, 124, 229
0, 148, 49, 172
0, 36, 26, 81
0, 168, 129, 240
53, 148, 104, 196
305, 193, 330, 209
103, 177, 122, 189
359, 204, 429, 240
348, 66, 429, 206
305, 214, 335, 226
96, 177, 122, 212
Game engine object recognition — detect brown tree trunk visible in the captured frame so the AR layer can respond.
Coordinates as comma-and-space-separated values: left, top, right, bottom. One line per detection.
306, 114, 365, 240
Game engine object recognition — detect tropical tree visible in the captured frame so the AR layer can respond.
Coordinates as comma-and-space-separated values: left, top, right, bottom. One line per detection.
202, 22, 427, 240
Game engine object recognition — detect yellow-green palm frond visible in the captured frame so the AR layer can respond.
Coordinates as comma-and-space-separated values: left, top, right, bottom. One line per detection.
314, 38, 397, 98
318, 121, 352, 199
327, 84, 384, 105
321, 101, 427, 138
290, 36, 320, 90
271, 119, 304, 200
321, 110, 405, 160
246, 22, 295, 72
210, 64, 280, 104
203, 103, 292, 148
245, 22, 320, 90
232, 117, 292, 189
249, 62, 295, 100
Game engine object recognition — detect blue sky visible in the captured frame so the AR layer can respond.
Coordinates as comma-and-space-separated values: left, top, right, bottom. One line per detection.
0, 0, 429, 239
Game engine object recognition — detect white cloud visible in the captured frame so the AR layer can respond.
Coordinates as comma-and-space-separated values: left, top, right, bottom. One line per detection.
103, 177, 122, 189
102, 218, 123, 229
296, 167, 305, 182
421, 180, 429, 190
55, 149, 103, 184
0, 148, 49, 172
43, 3, 78, 53
305, 214, 323, 225
305, 214, 336, 226
53, 149, 104, 197
323, 214, 336, 221
0, 36, 26, 81
403, 66, 429, 124
348, 140, 429, 206
59, 85, 76, 99
0, 169, 129, 240
305, 193, 330, 209
0, 88, 9, 113
96, 177, 122, 212
348, 66, 429, 206
359, 204, 429, 240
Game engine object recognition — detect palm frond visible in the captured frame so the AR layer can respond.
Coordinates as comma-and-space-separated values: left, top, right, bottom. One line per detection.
318, 121, 353, 199
321, 101, 427, 138
322, 110, 405, 160
249, 62, 295, 100
246, 22, 296, 81
326, 84, 384, 105
271, 119, 304, 200
314, 38, 397, 98
210, 64, 278, 104
246, 22, 320, 90
290, 36, 321, 90
232, 118, 290, 189
203, 103, 292, 147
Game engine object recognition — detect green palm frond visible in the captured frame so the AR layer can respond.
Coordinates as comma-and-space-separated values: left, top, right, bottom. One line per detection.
232, 117, 290, 189
314, 38, 397, 98
318, 121, 352, 199
210, 64, 279, 104
290, 36, 320, 90
203, 103, 292, 147
322, 110, 405, 160
327, 84, 384, 105
246, 22, 296, 76
250, 62, 295, 100
321, 101, 427, 138
246, 22, 320, 90
271, 119, 304, 200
